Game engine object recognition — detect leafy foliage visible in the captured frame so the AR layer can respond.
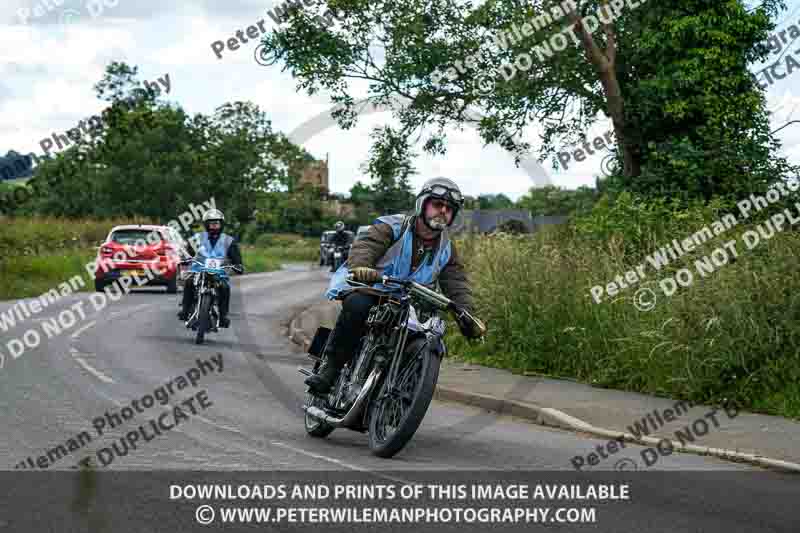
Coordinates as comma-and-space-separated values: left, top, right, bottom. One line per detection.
259, 0, 796, 200
3, 62, 320, 236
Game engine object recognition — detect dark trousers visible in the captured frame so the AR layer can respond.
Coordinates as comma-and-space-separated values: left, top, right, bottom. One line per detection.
327, 292, 380, 368
181, 276, 231, 317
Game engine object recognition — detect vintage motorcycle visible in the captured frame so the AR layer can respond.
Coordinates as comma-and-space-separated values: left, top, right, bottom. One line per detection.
299, 274, 485, 458
180, 259, 237, 345
330, 244, 349, 272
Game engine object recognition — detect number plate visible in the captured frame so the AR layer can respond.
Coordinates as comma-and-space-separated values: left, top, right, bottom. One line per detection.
120, 269, 142, 277
205, 258, 222, 269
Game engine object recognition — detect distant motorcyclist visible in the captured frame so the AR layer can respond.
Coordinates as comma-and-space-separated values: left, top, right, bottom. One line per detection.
327, 221, 352, 271
305, 177, 485, 395
331, 221, 351, 247
177, 209, 244, 328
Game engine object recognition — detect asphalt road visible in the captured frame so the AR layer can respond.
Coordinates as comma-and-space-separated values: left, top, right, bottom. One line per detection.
0, 265, 796, 532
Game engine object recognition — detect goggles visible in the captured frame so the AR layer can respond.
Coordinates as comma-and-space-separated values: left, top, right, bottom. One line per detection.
423, 185, 464, 206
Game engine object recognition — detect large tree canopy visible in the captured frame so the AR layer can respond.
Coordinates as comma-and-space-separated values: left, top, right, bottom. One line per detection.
259, 0, 796, 201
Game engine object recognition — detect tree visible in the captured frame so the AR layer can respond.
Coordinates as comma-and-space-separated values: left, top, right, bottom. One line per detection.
361, 126, 416, 214
348, 180, 373, 205
259, 0, 794, 201
26, 62, 314, 229
517, 185, 597, 216
478, 193, 514, 210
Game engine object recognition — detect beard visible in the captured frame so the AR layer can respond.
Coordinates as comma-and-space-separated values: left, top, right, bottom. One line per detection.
427, 215, 449, 230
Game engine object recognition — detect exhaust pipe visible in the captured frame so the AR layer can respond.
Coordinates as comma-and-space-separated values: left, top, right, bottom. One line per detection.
302, 368, 383, 428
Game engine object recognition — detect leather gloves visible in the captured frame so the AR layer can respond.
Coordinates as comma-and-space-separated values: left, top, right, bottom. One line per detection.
454, 307, 487, 340
350, 267, 382, 283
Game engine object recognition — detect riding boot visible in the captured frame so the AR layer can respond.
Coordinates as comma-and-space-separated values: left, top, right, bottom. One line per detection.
305, 330, 350, 395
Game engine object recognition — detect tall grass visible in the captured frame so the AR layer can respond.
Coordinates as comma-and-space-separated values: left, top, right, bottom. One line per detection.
0, 215, 156, 255
447, 195, 800, 419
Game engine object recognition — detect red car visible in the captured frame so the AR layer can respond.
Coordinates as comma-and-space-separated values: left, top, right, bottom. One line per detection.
94, 225, 191, 293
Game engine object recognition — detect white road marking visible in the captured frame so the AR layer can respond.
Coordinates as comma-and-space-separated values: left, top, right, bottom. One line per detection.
109, 303, 152, 319
73, 356, 115, 384
70, 320, 97, 339
270, 441, 415, 485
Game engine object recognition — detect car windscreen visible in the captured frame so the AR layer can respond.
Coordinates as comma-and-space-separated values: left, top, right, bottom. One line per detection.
110, 229, 163, 245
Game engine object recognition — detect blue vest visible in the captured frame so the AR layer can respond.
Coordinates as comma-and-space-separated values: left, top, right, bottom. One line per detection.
190, 232, 234, 279
326, 215, 452, 300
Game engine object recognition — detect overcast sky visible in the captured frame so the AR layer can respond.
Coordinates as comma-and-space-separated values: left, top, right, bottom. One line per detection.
2, 0, 800, 200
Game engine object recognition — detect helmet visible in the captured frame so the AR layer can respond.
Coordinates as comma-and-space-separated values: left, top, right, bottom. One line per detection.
202, 209, 225, 236
414, 177, 464, 231
335, 221, 345, 232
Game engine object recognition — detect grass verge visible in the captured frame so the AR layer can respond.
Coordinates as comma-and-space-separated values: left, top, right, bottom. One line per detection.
446, 223, 800, 420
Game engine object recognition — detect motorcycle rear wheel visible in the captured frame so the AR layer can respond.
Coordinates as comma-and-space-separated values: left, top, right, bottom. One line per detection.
367, 340, 440, 458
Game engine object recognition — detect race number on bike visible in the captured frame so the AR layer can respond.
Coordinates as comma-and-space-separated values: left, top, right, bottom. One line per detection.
205, 258, 223, 269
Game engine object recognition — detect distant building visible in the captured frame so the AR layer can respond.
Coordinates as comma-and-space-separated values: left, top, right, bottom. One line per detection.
323, 197, 355, 219
532, 215, 569, 230
0, 151, 34, 181
451, 210, 568, 234
456, 209, 533, 233
297, 156, 329, 192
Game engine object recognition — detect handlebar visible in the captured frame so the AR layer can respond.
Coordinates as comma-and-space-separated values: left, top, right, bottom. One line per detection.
347, 273, 456, 311
181, 259, 242, 272
345, 273, 486, 339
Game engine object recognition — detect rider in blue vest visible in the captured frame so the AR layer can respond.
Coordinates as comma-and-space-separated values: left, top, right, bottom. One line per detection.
177, 209, 244, 327
305, 177, 486, 395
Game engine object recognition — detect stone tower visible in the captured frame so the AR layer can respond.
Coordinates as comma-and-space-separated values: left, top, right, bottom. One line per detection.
298, 154, 329, 192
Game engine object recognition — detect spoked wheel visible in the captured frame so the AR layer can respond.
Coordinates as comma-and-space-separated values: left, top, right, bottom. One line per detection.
304, 390, 336, 438
367, 341, 440, 458
195, 295, 211, 345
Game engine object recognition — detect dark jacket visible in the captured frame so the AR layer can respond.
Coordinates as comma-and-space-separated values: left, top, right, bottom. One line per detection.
346, 216, 473, 312
330, 230, 351, 247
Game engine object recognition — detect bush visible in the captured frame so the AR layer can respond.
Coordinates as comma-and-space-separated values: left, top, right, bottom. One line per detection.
254, 233, 309, 248
494, 219, 529, 234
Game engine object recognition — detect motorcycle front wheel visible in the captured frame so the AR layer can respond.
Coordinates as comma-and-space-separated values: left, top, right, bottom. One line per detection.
195, 294, 212, 345
367, 339, 440, 458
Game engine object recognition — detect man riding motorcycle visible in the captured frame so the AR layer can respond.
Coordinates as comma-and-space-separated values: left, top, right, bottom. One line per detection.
327, 221, 352, 270
305, 177, 486, 395
177, 209, 244, 328
331, 221, 351, 248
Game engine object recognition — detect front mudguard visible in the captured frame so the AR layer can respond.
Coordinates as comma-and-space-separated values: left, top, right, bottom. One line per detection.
430, 335, 447, 359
